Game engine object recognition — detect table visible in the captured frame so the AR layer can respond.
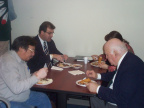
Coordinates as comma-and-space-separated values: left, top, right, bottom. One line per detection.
32, 57, 107, 108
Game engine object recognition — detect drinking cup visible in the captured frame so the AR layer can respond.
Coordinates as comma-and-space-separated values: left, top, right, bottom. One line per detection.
84, 57, 88, 64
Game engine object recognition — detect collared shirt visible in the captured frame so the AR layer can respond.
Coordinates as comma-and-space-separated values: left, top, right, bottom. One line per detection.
96, 51, 128, 105
38, 35, 47, 51
0, 51, 38, 102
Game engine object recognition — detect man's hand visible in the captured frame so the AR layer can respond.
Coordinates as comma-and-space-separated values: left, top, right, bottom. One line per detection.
85, 82, 99, 93
53, 54, 68, 62
62, 54, 68, 61
91, 55, 98, 60
86, 70, 97, 79
53, 54, 64, 62
98, 62, 109, 69
34, 68, 48, 80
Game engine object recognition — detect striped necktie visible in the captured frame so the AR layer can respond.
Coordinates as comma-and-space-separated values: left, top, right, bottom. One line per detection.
43, 41, 49, 55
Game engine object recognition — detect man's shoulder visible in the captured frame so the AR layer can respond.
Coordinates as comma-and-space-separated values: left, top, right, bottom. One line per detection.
126, 52, 143, 63
0, 51, 19, 66
34, 35, 39, 40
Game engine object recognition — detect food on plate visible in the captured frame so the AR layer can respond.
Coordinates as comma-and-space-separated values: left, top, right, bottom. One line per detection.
91, 61, 98, 66
57, 63, 71, 68
78, 78, 91, 85
90, 61, 105, 67
72, 64, 82, 69
73, 64, 81, 67
37, 79, 50, 85
98, 56, 102, 63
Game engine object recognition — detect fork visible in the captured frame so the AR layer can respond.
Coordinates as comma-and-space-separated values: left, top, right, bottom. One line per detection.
46, 62, 51, 68
42, 62, 51, 80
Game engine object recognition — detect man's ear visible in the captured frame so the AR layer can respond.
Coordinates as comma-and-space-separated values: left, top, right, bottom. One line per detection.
114, 50, 120, 58
19, 47, 25, 52
19, 47, 22, 51
41, 31, 45, 35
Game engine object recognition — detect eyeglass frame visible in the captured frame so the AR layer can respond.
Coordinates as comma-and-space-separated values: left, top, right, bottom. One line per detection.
28, 48, 35, 53
45, 32, 55, 35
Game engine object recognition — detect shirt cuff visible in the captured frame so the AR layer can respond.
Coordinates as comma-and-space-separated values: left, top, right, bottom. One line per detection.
97, 73, 101, 80
96, 85, 101, 93
50, 54, 53, 60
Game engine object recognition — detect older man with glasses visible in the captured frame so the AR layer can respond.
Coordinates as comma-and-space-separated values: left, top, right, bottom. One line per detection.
0, 36, 52, 108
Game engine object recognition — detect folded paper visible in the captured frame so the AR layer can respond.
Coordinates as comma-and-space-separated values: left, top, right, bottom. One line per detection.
68, 70, 85, 75
51, 66, 63, 71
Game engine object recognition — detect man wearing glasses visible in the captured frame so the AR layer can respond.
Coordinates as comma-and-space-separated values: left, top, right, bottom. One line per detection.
0, 36, 52, 108
27, 21, 68, 73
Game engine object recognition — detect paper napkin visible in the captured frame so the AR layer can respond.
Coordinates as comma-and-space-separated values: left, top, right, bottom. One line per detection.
51, 66, 63, 71
68, 70, 85, 75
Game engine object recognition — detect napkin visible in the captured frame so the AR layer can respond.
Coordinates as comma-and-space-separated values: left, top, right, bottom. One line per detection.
68, 70, 85, 75
51, 66, 63, 71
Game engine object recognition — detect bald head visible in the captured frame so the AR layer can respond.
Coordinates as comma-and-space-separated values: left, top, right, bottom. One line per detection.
103, 38, 128, 66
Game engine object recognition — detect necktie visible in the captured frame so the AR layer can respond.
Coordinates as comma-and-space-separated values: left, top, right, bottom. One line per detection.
43, 41, 49, 55
107, 80, 113, 87
107, 70, 117, 87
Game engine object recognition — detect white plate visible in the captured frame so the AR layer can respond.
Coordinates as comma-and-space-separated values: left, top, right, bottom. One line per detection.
36, 79, 53, 85
90, 61, 105, 67
57, 63, 71, 68
76, 79, 95, 87
72, 64, 82, 69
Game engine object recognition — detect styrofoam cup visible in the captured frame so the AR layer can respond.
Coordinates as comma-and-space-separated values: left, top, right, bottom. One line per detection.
84, 57, 88, 64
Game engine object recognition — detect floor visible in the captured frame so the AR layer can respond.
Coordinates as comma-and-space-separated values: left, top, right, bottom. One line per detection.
67, 104, 89, 108
67, 98, 90, 108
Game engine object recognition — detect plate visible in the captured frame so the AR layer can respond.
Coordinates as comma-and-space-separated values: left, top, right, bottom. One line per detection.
90, 61, 105, 67
36, 79, 53, 85
57, 63, 72, 68
76, 79, 95, 87
72, 64, 82, 69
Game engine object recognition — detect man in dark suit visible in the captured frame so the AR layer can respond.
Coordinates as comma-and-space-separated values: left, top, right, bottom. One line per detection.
86, 38, 144, 108
27, 21, 68, 73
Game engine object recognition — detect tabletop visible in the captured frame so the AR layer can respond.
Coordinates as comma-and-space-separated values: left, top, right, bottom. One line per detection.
33, 57, 106, 95
32, 57, 107, 108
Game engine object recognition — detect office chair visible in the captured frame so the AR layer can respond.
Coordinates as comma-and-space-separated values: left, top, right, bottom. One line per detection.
0, 97, 10, 108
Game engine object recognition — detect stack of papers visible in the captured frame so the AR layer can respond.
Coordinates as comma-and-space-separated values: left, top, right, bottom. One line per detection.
51, 66, 63, 71
68, 70, 85, 75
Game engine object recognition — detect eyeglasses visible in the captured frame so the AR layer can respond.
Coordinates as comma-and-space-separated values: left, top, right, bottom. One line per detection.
28, 48, 35, 53
45, 32, 55, 35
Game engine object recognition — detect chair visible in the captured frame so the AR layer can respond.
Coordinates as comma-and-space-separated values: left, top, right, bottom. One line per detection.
0, 97, 10, 108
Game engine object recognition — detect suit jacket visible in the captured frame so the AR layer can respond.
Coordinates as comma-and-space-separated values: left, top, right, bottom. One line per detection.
27, 35, 62, 73
98, 52, 144, 108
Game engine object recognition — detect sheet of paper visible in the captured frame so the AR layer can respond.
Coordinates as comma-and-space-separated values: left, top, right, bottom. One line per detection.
51, 66, 63, 71
68, 70, 85, 75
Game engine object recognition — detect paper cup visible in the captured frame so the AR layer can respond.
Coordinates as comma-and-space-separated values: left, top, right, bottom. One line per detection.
84, 57, 88, 64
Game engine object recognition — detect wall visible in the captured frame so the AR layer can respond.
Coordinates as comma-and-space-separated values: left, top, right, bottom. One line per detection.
11, 0, 144, 60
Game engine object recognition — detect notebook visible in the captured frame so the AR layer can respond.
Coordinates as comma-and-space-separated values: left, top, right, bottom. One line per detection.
74, 55, 93, 61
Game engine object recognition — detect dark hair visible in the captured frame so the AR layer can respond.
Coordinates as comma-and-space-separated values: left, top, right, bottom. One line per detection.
105, 31, 129, 44
39, 21, 55, 34
11, 36, 36, 52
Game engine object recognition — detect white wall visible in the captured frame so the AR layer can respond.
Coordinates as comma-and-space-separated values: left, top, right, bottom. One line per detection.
11, 0, 144, 61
